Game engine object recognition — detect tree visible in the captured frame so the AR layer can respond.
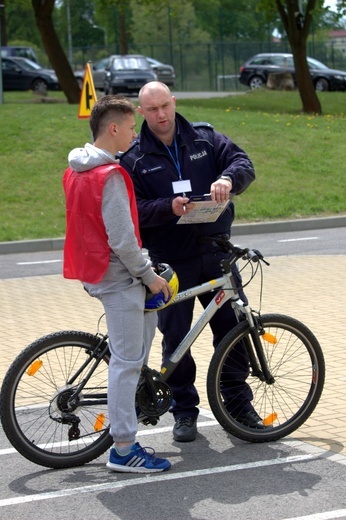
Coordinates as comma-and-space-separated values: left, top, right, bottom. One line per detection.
279, 1, 322, 114
95, 0, 133, 54
130, 0, 211, 46
191, 0, 276, 42
258, 0, 346, 114
31, 0, 80, 103
54, 0, 106, 51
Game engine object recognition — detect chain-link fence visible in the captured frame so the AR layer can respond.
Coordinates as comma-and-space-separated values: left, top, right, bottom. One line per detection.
67, 40, 346, 92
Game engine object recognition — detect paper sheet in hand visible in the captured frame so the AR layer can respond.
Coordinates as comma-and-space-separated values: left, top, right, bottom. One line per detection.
177, 195, 232, 224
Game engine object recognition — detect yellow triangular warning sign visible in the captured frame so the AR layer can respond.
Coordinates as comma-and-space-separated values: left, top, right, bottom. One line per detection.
78, 63, 98, 119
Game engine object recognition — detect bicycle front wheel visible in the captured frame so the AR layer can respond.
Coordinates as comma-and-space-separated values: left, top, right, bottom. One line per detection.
0, 331, 112, 468
207, 314, 325, 442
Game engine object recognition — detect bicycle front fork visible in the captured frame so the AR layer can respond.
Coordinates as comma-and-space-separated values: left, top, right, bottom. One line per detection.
239, 305, 275, 384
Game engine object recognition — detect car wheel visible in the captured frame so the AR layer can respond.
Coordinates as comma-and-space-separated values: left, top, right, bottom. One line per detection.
315, 78, 329, 92
31, 78, 48, 94
249, 75, 264, 89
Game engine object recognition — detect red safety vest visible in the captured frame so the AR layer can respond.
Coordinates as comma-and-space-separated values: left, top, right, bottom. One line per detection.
63, 163, 141, 283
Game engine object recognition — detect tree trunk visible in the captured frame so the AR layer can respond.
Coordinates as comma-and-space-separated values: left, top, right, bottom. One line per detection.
276, 0, 322, 115
31, 0, 80, 104
0, 0, 7, 45
292, 46, 321, 114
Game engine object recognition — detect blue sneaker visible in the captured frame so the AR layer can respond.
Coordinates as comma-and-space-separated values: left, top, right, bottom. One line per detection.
106, 443, 171, 473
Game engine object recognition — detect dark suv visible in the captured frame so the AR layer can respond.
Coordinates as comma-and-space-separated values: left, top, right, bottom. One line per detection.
239, 53, 346, 91
103, 55, 157, 95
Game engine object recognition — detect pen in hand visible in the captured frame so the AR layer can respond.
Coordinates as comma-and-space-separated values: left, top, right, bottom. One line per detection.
182, 192, 186, 212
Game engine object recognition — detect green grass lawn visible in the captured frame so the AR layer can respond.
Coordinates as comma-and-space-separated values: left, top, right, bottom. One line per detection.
0, 89, 345, 242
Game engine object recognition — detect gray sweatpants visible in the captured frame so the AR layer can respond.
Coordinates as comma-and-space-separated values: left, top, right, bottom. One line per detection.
84, 276, 157, 444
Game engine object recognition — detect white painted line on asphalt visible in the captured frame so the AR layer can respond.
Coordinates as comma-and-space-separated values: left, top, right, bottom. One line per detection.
16, 260, 62, 265
138, 419, 219, 437
0, 452, 319, 507
281, 510, 346, 520
0, 420, 219, 457
281, 439, 346, 467
278, 237, 319, 243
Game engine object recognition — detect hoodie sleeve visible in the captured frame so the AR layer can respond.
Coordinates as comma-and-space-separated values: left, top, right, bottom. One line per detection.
102, 173, 157, 287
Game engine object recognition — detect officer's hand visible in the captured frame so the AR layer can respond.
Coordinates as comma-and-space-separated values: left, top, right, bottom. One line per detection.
172, 196, 195, 216
210, 178, 232, 203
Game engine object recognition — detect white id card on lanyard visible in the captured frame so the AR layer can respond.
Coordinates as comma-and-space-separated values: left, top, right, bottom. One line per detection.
172, 180, 192, 195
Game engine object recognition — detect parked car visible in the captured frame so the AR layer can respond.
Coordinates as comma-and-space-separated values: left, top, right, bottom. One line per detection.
74, 57, 110, 90
145, 57, 175, 86
103, 54, 157, 95
239, 53, 346, 91
1, 57, 60, 93
1, 45, 39, 63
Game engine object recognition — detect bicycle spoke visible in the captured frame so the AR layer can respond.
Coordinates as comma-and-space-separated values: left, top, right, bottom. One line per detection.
207, 314, 325, 442
1, 332, 113, 468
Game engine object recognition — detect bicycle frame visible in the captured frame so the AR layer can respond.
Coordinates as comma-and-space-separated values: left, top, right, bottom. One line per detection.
65, 270, 246, 407
158, 266, 256, 383
65, 245, 267, 413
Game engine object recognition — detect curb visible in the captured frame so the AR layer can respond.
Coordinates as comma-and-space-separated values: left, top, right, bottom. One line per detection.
0, 215, 345, 255
232, 215, 346, 235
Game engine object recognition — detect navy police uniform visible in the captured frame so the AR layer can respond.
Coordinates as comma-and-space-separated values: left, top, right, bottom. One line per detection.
120, 112, 256, 421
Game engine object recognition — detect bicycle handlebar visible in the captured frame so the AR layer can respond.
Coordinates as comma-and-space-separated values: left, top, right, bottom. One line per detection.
200, 235, 269, 266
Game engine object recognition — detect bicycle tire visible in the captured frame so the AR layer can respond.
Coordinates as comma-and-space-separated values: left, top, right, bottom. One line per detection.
0, 331, 113, 468
207, 314, 325, 442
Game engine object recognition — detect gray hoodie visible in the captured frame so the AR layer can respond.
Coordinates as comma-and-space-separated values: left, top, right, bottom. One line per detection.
68, 143, 156, 287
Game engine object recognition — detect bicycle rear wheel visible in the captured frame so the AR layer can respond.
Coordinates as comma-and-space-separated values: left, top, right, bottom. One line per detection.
0, 331, 112, 468
207, 314, 325, 442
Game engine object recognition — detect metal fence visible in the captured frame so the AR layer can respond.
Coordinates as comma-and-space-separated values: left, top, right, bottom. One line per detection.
65, 39, 346, 92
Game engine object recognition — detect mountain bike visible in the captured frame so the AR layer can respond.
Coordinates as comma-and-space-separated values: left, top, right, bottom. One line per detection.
0, 236, 325, 469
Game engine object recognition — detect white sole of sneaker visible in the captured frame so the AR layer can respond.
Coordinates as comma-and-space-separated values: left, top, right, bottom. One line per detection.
106, 461, 170, 473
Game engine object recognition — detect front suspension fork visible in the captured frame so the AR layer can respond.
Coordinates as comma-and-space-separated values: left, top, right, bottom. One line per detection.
240, 306, 275, 384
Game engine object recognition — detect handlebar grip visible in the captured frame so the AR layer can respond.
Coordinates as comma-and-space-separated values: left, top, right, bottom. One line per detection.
246, 250, 260, 262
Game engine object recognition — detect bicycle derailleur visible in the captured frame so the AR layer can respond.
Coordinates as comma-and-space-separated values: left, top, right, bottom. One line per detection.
49, 385, 82, 441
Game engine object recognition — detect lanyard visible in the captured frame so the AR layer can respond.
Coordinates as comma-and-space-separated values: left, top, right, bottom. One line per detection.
165, 138, 183, 181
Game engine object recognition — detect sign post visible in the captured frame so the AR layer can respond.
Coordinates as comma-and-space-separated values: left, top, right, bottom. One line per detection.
78, 62, 97, 119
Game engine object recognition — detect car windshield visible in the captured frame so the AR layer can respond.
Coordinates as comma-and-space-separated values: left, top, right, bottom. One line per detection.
307, 57, 329, 70
147, 58, 160, 66
16, 58, 42, 71
111, 57, 149, 71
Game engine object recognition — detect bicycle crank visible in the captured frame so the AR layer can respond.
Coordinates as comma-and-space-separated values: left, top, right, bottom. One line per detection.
136, 380, 173, 418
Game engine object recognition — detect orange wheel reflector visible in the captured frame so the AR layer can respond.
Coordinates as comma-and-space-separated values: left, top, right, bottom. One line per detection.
262, 332, 277, 344
94, 413, 106, 431
263, 412, 278, 426
26, 359, 43, 376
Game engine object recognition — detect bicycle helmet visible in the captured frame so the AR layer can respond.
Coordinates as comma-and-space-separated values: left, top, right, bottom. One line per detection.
145, 263, 179, 311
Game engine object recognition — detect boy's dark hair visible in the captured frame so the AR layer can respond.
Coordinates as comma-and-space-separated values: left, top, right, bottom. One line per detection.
90, 95, 136, 140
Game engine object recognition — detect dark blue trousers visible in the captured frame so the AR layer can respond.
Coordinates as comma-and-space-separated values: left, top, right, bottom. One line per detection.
157, 248, 253, 421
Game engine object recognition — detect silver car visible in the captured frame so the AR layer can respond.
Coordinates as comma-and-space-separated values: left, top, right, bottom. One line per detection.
146, 57, 175, 86
74, 57, 109, 90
